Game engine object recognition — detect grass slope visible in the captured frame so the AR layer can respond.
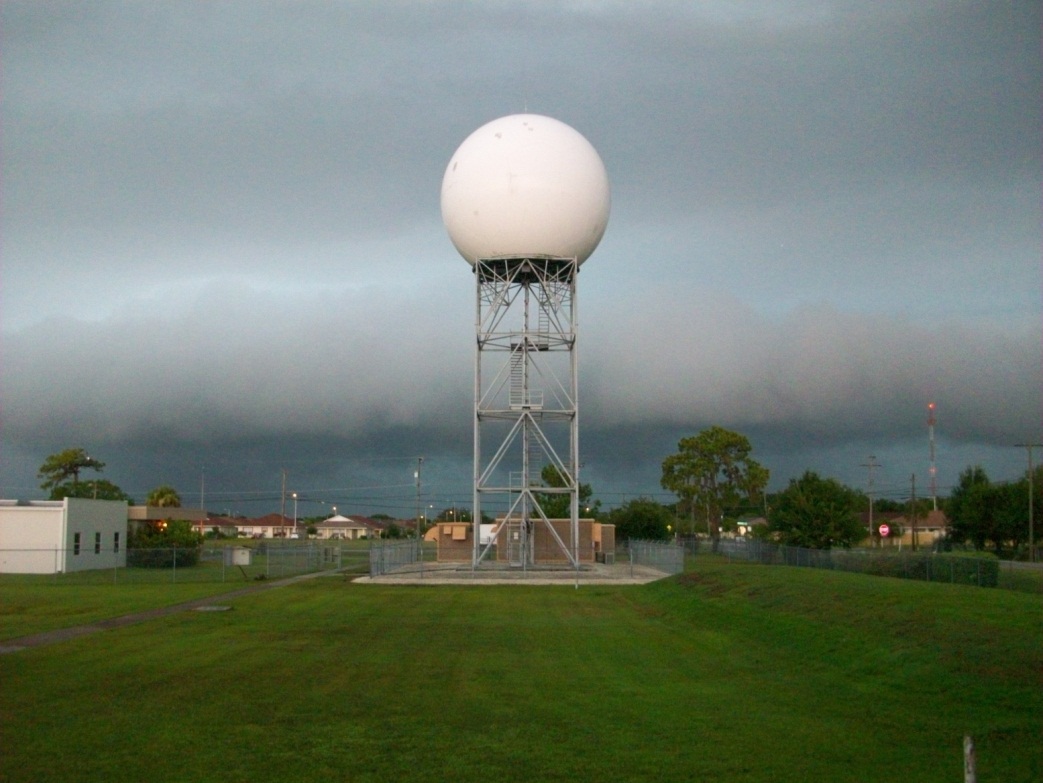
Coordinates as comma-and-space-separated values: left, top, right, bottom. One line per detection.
0, 582, 247, 641
0, 561, 1039, 783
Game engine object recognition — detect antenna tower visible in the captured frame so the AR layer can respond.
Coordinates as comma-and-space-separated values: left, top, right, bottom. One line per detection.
928, 402, 937, 511
472, 257, 580, 567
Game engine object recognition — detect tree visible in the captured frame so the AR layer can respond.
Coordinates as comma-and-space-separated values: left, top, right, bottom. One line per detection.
146, 485, 182, 507
38, 448, 105, 497
946, 466, 992, 550
767, 471, 865, 549
606, 498, 673, 542
127, 519, 203, 568
48, 479, 132, 503
534, 464, 598, 519
660, 427, 769, 543
947, 465, 1040, 557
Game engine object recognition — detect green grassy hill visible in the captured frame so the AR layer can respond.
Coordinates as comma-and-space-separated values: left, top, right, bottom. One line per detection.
0, 560, 1039, 783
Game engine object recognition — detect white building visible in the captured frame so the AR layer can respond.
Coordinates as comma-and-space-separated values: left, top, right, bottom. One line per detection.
0, 498, 129, 574
315, 514, 376, 540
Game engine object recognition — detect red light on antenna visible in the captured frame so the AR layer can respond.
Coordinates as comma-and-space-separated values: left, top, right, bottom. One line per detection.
928, 402, 935, 409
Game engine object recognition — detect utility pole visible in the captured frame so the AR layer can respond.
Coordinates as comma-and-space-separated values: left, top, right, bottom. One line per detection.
280, 469, 287, 536
861, 455, 880, 542
927, 402, 938, 511
910, 473, 918, 551
414, 457, 424, 537
199, 465, 206, 536
1014, 443, 1042, 562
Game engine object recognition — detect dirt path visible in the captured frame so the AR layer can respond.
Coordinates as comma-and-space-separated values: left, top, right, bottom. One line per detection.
0, 570, 335, 655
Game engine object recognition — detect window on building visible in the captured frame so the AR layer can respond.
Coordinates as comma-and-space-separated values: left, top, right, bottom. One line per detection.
94, 532, 101, 554
73, 532, 81, 555
113, 532, 120, 553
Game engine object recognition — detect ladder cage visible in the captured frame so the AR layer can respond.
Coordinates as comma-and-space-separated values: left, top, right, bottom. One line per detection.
473, 257, 580, 568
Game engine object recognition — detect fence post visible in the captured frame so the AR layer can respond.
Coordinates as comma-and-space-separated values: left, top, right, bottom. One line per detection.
963, 735, 976, 783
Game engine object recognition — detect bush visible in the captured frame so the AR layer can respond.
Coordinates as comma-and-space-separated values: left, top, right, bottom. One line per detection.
126, 547, 201, 568
930, 552, 999, 587
127, 519, 203, 568
608, 498, 673, 542
852, 551, 998, 587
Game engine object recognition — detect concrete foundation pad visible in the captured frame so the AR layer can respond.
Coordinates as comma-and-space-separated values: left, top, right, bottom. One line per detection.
354, 561, 670, 585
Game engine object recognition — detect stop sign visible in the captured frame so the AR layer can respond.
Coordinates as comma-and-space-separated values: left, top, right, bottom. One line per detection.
879, 523, 890, 537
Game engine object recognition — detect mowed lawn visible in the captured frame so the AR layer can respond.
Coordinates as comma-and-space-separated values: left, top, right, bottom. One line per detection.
0, 561, 1039, 783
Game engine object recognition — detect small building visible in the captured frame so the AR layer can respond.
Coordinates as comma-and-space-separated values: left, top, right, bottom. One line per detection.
0, 498, 129, 574
235, 514, 295, 538
314, 514, 378, 540
433, 519, 614, 565
858, 509, 949, 547
736, 517, 768, 536
200, 516, 240, 538
128, 505, 208, 535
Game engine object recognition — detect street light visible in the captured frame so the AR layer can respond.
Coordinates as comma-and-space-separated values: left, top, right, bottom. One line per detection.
292, 492, 298, 536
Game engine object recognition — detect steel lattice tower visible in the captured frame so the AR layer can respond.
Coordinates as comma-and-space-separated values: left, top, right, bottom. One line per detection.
472, 256, 580, 567
441, 115, 610, 569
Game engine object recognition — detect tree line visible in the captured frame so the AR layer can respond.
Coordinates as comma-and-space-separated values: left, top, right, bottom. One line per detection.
35, 435, 1042, 558
608, 427, 1040, 559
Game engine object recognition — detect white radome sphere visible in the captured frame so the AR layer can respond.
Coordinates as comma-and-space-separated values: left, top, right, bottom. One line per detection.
441, 114, 610, 265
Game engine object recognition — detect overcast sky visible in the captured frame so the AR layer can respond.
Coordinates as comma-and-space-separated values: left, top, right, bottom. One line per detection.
2, 2, 1040, 518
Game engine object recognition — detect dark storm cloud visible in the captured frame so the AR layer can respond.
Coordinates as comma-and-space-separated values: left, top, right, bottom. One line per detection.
1, 2, 1039, 511
1, 279, 474, 443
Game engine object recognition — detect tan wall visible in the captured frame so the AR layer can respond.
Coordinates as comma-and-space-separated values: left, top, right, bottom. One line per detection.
436, 523, 473, 562
434, 520, 614, 564
494, 519, 596, 564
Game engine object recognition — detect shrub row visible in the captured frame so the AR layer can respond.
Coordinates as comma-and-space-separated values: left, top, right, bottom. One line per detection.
830, 550, 999, 587
724, 540, 1001, 588
126, 547, 202, 569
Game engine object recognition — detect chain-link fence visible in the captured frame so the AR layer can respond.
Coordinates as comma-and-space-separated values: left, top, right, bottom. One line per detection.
367, 538, 684, 580
622, 539, 685, 575
369, 540, 427, 576
712, 537, 1043, 593
0, 541, 362, 585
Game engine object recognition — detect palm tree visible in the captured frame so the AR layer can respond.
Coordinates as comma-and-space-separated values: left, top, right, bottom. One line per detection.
146, 485, 182, 508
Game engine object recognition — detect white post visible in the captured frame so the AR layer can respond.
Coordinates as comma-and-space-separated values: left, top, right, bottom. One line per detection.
963, 735, 976, 783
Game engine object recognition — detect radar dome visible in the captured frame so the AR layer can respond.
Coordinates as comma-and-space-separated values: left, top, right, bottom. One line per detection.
441, 114, 610, 265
